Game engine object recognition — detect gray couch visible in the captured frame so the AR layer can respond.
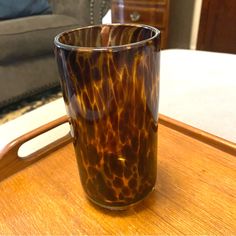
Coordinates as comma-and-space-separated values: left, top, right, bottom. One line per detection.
0, 0, 110, 108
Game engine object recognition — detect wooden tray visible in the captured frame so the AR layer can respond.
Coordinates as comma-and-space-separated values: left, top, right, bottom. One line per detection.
0, 115, 235, 235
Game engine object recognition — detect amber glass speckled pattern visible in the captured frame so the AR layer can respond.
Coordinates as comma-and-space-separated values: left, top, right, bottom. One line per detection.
54, 24, 160, 209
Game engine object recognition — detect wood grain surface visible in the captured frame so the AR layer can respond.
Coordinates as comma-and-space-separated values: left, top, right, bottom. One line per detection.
0, 119, 235, 235
197, 0, 236, 54
0, 116, 71, 182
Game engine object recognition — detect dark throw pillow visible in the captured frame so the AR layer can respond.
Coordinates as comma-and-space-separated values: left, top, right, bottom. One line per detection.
0, 0, 52, 20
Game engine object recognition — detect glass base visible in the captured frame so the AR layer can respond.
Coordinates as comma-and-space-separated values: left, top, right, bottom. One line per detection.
86, 186, 156, 211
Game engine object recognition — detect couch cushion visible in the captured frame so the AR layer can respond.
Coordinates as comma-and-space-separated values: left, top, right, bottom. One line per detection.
0, 0, 52, 19
0, 14, 79, 62
0, 54, 60, 108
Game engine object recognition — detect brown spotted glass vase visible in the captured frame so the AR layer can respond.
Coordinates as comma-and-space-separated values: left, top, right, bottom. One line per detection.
54, 24, 160, 210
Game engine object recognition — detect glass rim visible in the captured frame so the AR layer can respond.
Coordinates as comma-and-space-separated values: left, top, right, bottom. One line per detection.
54, 23, 160, 52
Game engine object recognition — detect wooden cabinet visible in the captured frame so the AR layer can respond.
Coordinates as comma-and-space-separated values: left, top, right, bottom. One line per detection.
197, 0, 236, 53
111, 0, 170, 48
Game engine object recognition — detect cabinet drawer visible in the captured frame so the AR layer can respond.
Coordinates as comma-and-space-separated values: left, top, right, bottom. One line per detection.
112, 3, 167, 29
111, 0, 170, 49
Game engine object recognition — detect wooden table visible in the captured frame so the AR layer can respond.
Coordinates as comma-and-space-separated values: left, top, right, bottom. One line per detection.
0, 115, 235, 235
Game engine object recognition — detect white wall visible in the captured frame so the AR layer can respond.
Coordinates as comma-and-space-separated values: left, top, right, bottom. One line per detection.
168, 0, 202, 49
190, 0, 202, 49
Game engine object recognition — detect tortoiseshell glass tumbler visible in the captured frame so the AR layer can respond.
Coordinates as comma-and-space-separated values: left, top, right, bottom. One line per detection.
54, 24, 160, 210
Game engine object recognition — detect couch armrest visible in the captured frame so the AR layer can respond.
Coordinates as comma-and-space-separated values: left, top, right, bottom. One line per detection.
48, 0, 110, 26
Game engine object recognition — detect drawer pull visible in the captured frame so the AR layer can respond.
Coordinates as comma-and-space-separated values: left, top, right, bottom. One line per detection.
130, 11, 140, 22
